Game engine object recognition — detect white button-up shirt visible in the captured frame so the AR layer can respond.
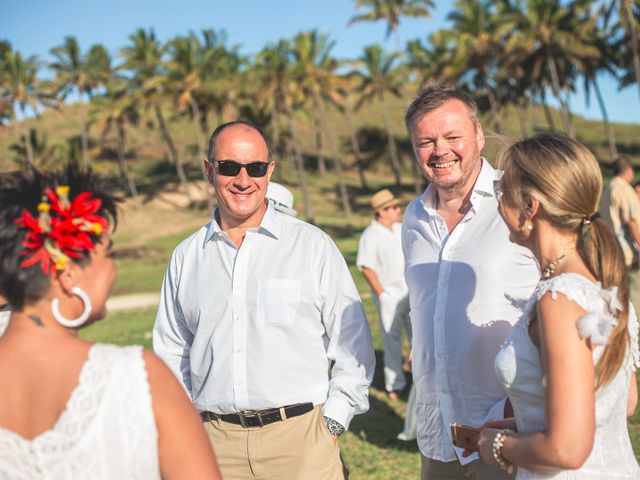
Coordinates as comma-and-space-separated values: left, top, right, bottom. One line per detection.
153, 203, 375, 429
356, 221, 408, 298
402, 159, 539, 461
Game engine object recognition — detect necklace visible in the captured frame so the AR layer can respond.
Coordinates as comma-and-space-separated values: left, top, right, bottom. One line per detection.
540, 253, 567, 279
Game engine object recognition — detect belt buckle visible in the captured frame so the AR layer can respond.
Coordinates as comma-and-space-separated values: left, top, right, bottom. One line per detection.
239, 410, 264, 428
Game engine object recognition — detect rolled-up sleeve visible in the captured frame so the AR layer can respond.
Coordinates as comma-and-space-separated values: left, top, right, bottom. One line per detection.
153, 250, 194, 396
319, 235, 375, 430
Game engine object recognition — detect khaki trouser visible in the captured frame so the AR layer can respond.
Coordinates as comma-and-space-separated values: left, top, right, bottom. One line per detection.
421, 455, 515, 480
203, 405, 348, 480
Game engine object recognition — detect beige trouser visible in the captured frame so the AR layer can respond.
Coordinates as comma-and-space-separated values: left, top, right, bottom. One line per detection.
421, 455, 515, 480
203, 405, 348, 480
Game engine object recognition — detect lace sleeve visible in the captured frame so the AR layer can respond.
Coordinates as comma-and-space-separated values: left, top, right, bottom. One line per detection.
576, 312, 618, 346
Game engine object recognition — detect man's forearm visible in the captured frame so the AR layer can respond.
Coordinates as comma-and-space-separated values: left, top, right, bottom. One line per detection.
360, 267, 384, 296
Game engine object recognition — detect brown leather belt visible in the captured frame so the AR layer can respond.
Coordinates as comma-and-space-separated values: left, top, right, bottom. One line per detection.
200, 402, 314, 428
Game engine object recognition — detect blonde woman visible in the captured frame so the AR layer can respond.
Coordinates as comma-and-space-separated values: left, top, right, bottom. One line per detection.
478, 133, 640, 478
0, 167, 220, 479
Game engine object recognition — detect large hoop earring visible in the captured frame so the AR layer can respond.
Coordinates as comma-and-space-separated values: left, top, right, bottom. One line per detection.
51, 286, 93, 328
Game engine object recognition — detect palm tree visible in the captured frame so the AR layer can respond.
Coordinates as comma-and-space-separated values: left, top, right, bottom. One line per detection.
165, 32, 213, 207
503, 0, 600, 138
405, 31, 459, 87
353, 44, 404, 186
612, 0, 640, 99
253, 41, 314, 222
120, 28, 189, 191
91, 76, 139, 197
577, 4, 619, 158
49, 36, 107, 168
349, 0, 435, 54
2, 46, 43, 169
290, 30, 352, 216
446, 0, 513, 133
334, 73, 369, 189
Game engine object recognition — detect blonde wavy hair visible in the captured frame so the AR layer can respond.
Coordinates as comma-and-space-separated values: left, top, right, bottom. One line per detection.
498, 133, 629, 387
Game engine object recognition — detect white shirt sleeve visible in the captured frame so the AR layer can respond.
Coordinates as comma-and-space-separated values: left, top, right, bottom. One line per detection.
356, 226, 379, 272
319, 234, 376, 429
152, 250, 194, 397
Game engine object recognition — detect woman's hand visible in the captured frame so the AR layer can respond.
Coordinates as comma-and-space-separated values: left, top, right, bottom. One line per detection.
477, 428, 502, 467
481, 418, 517, 431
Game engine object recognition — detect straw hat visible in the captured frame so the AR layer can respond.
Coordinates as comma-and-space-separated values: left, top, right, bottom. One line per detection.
267, 182, 298, 217
370, 189, 400, 212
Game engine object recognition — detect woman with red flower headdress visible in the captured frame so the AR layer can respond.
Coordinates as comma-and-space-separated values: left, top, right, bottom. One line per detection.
0, 166, 221, 479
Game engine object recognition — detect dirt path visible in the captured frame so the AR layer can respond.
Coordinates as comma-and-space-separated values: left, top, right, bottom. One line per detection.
106, 293, 160, 312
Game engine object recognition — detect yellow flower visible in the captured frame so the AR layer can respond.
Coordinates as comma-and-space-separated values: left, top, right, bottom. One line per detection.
56, 186, 70, 196
54, 254, 69, 270
37, 202, 51, 213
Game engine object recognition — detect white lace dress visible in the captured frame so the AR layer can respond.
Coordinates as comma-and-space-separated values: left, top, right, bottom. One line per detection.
495, 273, 640, 479
0, 344, 160, 479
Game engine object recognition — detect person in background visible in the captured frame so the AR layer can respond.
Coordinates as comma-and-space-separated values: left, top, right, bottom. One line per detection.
357, 188, 411, 401
0, 166, 220, 479
402, 85, 539, 479
601, 155, 640, 312
153, 120, 375, 480
479, 133, 640, 479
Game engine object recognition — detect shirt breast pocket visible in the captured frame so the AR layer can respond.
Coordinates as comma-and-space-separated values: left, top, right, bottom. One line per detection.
257, 279, 301, 325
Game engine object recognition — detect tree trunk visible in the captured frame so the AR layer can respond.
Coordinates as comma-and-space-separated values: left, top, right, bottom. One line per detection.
540, 90, 556, 130
284, 101, 313, 222
517, 98, 528, 138
412, 158, 423, 195
190, 99, 214, 210
13, 117, 33, 172
528, 95, 539, 129
381, 95, 402, 186
18, 107, 35, 169
79, 94, 90, 169
314, 91, 352, 216
155, 105, 189, 191
487, 88, 502, 134
623, 2, 640, 100
115, 118, 138, 198
592, 77, 618, 159
344, 101, 368, 190
314, 111, 327, 176
546, 52, 574, 137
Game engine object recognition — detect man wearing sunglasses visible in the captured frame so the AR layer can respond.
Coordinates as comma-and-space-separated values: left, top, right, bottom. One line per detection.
153, 120, 375, 480
357, 189, 411, 402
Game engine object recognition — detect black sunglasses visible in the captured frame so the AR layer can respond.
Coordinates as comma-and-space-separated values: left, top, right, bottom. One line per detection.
214, 160, 270, 178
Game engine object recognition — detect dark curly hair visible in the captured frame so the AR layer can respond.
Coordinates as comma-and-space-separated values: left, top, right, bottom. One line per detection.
0, 164, 119, 310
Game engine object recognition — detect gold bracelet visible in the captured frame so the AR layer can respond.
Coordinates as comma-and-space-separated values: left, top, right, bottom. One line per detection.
492, 429, 514, 474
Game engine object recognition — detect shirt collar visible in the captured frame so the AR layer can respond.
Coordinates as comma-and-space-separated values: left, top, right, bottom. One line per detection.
204, 201, 280, 246
421, 157, 497, 212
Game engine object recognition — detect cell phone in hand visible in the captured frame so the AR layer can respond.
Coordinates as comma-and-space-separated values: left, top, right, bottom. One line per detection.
450, 422, 480, 451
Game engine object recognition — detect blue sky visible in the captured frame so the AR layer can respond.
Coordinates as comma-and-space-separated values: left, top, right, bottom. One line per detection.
2, 0, 638, 124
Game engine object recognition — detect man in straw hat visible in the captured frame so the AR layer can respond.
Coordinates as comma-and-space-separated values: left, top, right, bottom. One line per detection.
357, 188, 411, 401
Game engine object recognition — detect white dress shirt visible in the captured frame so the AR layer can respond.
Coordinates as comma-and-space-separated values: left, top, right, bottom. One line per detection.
402, 159, 539, 462
356, 220, 408, 298
153, 203, 375, 429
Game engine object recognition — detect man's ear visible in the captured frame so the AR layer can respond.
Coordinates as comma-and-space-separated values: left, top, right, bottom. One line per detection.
266, 161, 276, 183
204, 159, 214, 184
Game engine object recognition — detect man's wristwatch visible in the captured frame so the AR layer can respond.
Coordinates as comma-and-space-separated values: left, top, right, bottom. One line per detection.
323, 416, 345, 437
